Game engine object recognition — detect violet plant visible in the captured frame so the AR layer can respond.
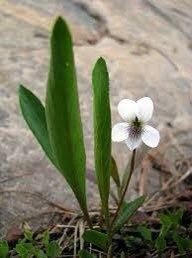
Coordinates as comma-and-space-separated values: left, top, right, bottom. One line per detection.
18, 16, 160, 257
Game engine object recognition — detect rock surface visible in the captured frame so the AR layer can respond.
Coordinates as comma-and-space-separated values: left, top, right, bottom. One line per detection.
0, 0, 192, 235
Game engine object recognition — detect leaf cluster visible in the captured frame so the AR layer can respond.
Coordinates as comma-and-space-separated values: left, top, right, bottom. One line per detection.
0, 229, 61, 258
155, 208, 192, 255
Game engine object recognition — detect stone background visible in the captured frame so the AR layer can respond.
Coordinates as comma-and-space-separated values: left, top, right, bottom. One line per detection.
0, 0, 192, 235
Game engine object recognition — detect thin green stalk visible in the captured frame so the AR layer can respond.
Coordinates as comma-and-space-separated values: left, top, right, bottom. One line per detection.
106, 149, 136, 257
111, 149, 136, 228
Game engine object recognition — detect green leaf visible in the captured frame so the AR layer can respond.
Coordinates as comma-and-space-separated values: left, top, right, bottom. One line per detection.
137, 225, 152, 241
45, 17, 87, 212
42, 231, 50, 247
79, 250, 96, 258
45, 241, 61, 258
173, 234, 192, 254
19, 85, 55, 166
37, 250, 47, 258
111, 157, 120, 187
159, 210, 182, 237
83, 230, 108, 251
24, 228, 33, 241
167, 208, 184, 230
155, 236, 166, 253
92, 57, 111, 226
16, 242, 35, 258
0, 240, 9, 258
159, 214, 172, 237
113, 196, 146, 232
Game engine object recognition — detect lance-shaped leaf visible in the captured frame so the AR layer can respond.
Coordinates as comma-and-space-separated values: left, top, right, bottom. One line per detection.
83, 230, 108, 251
113, 196, 146, 232
19, 85, 56, 166
92, 57, 111, 227
45, 17, 87, 212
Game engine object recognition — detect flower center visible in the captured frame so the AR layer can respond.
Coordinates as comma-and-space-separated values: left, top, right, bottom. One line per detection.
129, 117, 143, 139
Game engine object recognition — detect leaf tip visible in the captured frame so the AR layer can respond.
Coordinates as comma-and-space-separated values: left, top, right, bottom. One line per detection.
97, 57, 106, 65
54, 16, 64, 26
93, 57, 107, 75
18, 84, 24, 93
18, 85, 27, 101
52, 16, 69, 34
51, 16, 72, 46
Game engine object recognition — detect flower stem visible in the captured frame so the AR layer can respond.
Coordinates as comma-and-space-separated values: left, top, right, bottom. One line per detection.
111, 149, 136, 228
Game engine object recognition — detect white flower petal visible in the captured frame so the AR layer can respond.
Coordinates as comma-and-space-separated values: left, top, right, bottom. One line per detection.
125, 136, 142, 150
112, 123, 129, 142
118, 99, 137, 121
142, 125, 160, 148
136, 97, 154, 122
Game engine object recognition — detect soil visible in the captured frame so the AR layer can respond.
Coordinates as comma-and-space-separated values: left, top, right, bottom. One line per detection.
6, 202, 192, 257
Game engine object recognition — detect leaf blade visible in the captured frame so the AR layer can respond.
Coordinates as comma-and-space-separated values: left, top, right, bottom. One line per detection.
92, 57, 111, 226
45, 17, 87, 211
83, 230, 108, 251
19, 85, 55, 165
113, 196, 146, 232
155, 236, 166, 253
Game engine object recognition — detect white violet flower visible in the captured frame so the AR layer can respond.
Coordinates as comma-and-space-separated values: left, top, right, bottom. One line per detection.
112, 97, 160, 150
